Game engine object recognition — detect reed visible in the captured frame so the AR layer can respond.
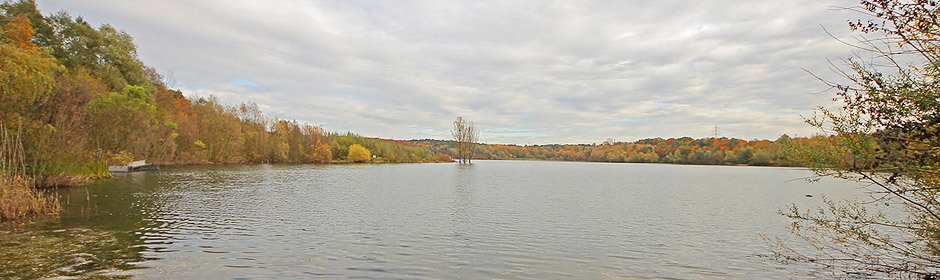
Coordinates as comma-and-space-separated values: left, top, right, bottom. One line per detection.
0, 123, 59, 221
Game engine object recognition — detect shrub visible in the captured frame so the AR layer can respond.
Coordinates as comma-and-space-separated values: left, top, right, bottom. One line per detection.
347, 144, 371, 163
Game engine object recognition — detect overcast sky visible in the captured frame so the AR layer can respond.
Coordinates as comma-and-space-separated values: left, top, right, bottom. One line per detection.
38, 0, 862, 144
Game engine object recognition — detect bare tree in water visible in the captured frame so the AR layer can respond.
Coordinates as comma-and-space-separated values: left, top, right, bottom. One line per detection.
451, 116, 478, 164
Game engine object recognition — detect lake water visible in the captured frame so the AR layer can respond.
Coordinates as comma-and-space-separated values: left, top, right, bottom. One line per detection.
0, 160, 866, 279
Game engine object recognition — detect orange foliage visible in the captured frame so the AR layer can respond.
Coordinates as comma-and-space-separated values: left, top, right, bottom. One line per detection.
3, 15, 35, 49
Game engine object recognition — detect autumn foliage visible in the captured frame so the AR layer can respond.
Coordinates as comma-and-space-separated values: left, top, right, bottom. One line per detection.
413, 135, 826, 166
0, 0, 839, 194
0, 0, 447, 189
347, 144, 371, 163
770, 0, 940, 276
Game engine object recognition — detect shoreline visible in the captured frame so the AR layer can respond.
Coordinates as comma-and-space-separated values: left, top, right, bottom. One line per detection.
49, 158, 812, 188
151, 158, 806, 169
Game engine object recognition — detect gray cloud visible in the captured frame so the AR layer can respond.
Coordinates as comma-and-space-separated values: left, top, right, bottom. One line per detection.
38, 0, 861, 144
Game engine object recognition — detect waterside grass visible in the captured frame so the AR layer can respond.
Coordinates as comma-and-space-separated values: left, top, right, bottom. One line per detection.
0, 125, 60, 221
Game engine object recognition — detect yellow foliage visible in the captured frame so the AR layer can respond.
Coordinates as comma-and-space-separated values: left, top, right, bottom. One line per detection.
347, 144, 371, 163
3, 15, 36, 50
0, 40, 60, 122
314, 143, 332, 163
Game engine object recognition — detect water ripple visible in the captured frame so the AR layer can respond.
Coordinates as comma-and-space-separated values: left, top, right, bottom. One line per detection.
18, 161, 871, 279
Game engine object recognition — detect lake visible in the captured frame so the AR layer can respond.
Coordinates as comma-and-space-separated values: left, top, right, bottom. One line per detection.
0, 160, 865, 279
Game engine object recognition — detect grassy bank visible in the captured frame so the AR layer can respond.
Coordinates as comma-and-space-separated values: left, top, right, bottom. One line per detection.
0, 127, 59, 221
0, 176, 59, 221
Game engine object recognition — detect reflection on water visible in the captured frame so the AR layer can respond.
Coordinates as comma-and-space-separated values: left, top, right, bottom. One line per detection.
0, 161, 865, 279
0, 171, 161, 279
0, 226, 144, 279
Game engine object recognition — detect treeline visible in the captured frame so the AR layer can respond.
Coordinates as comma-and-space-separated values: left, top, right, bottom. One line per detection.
330, 133, 451, 163
0, 0, 840, 189
413, 135, 838, 167
0, 1, 446, 186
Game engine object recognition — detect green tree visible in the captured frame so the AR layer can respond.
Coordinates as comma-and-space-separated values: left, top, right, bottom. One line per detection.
85, 85, 158, 157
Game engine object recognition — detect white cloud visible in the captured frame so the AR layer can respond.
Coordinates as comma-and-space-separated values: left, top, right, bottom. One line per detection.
38, 0, 861, 144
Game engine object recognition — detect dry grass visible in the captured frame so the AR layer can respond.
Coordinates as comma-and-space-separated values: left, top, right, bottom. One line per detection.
0, 175, 59, 221
0, 123, 59, 221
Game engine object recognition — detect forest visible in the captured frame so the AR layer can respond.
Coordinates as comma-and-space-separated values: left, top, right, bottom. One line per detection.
0, 0, 835, 184
0, 1, 451, 188
416, 135, 839, 167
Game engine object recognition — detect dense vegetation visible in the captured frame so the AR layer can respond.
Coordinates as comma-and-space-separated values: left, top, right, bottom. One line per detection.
416, 135, 836, 167
0, 125, 57, 221
0, 1, 448, 185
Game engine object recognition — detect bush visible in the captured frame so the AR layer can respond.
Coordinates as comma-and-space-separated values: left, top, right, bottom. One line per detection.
347, 144, 371, 163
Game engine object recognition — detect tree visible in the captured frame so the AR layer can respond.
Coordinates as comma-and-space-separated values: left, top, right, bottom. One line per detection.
347, 144, 371, 163
313, 142, 332, 163
0, 16, 59, 123
84, 85, 166, 161
770, 0, 940, 277
451, 116, 478, 164
3, 14, 35, 49
190, 97, 243, 163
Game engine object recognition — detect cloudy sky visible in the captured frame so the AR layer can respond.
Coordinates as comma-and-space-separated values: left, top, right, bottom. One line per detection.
38, 0, 861, 144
